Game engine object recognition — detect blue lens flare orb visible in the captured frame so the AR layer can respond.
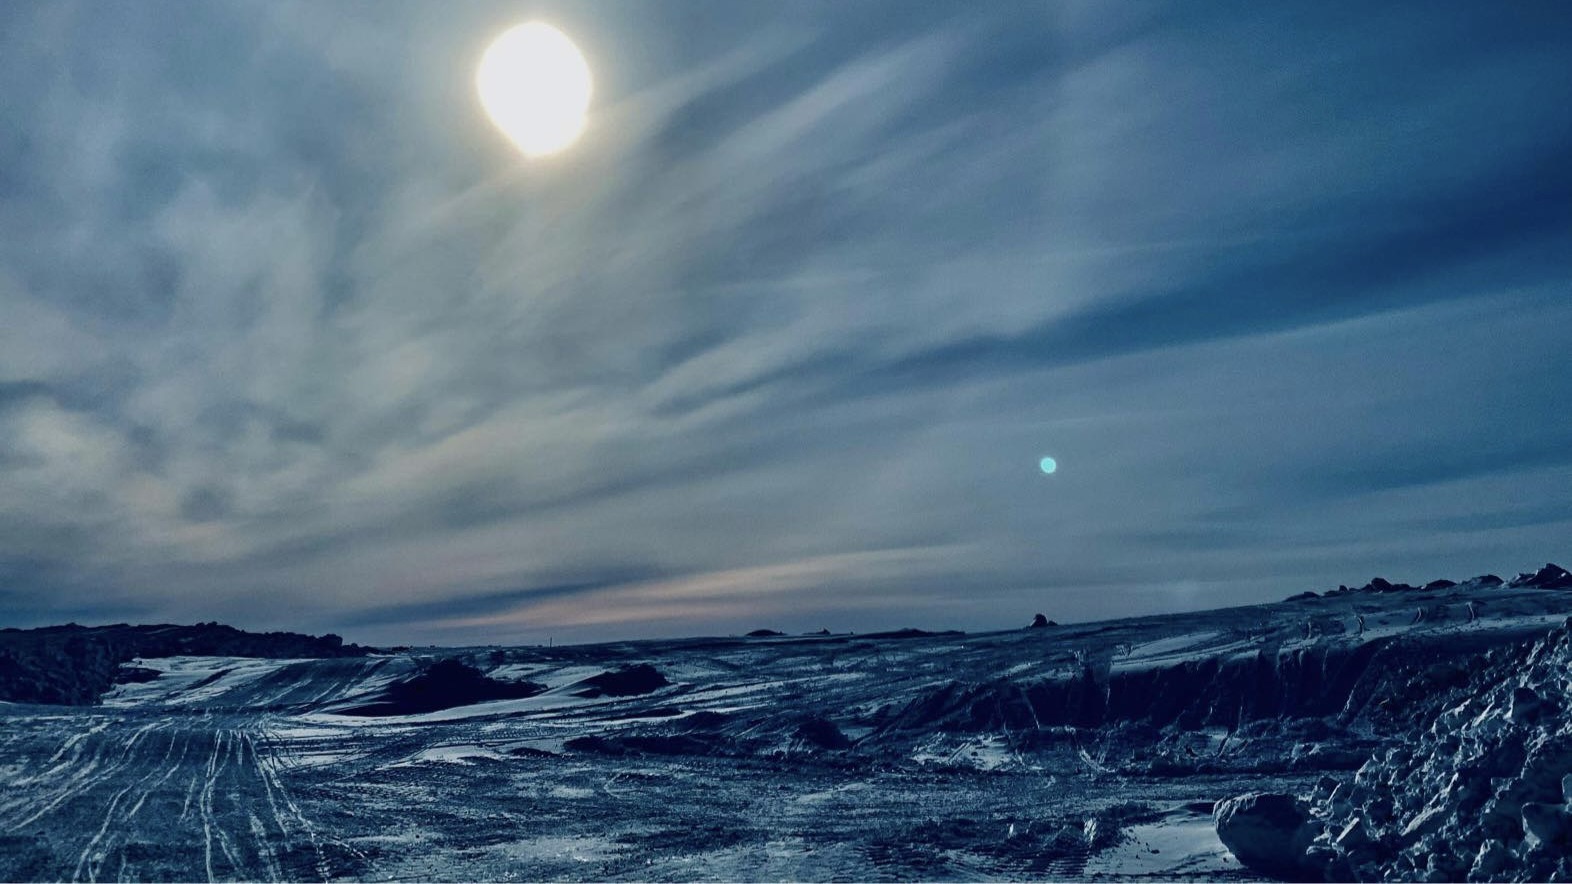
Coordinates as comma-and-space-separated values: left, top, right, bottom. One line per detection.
1039, 456, 1058, 475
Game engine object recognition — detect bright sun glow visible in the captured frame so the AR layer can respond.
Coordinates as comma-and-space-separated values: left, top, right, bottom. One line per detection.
476, 22, 592, 158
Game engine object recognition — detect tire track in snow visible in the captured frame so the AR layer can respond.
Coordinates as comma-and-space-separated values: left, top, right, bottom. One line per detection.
125, 719, 193, 819
7, 719, 160, 833
200, 729, 224, 882
253, 722, 372, 880
46, 720, 112, 764
249, 811, 283, 882
245, 726, 315, 882
110, 722, 195, 883
73, 724, 179, 882
246, 731, 292, 840
204, 729, 246, 881
2, 719, 110, 795
252, 726, 333, 881
216, 726, 253, 877
179, 771, 201, 823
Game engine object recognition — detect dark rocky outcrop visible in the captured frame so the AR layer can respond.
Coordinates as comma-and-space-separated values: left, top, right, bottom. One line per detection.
746, 629, 784, 637
794, 716, 852, 750
572, 663, 670, 698
1322, 577, 1421, 596
1510, 563, 1572, 590
1311, 566, 1553, 599
342, 659, 543, 716
0, 622, 367, 705
565, 732, 724, 757
877, 638, 1411, 735
1028, 614, 1057, 628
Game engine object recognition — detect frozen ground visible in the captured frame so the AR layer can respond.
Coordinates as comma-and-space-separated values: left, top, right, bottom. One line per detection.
2, 581, 1570, 881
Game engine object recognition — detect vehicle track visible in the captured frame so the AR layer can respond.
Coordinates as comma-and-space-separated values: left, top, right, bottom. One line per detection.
0, 712, 353, 882
72, 724, 179, 882
5, 720, 163, 833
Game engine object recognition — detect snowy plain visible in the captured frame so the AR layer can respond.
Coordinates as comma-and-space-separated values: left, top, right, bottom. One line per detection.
2, 581, 1570, 881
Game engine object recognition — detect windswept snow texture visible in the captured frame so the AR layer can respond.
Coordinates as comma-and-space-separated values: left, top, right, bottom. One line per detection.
3, 580, 1572, 881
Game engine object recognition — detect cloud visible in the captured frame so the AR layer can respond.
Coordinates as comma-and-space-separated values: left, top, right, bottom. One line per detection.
0, 1, 1568, 641
412, 545, 975, 642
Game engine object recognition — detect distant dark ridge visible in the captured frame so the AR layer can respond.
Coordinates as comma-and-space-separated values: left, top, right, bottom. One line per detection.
1290, 562, 1568, 601
341, 658, 544, 716
1510, 562, 1572, 589
0, 622, 367, 706
859, 628, 965, 640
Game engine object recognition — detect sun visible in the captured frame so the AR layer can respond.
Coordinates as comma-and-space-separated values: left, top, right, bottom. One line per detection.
476, 22, 593, 158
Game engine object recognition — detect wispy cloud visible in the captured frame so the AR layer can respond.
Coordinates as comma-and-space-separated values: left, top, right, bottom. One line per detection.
1, 0, 1568, 642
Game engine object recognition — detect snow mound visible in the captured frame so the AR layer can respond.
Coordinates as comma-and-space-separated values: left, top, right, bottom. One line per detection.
571, 663, 670, 698
341, 658, 544, 716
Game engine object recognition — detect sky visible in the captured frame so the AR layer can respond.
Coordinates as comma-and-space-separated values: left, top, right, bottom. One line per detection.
2, 1, 1570, 646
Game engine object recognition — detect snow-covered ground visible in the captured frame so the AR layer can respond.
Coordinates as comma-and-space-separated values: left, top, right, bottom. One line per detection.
100, 656, 300, 707
3, 583, 1570, 881
1081, 805, 1236, 878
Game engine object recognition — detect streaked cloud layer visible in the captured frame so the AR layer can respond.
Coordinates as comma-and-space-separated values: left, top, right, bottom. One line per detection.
2, 1, 1569, 643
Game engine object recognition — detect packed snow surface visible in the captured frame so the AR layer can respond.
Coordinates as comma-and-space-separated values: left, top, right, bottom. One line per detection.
3, 579, 1571, 881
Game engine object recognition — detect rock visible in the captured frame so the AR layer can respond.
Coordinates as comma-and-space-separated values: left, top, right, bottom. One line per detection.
1425, 850, 1467, 882
1295, 616, 1572, 881
745, 629, 784, 637
1328, 783, 1353, 817
1509, 563, 1572, 590
1424, 579, 1458, 591
1313, 775, 1340, 798
1400, 804, 1446, 839
0, 622, 369, 705
1470, 839, 1511, 881
1522, 803, 1572, 848
1303, 844, 1346, 880
1510, 687, 1541, 724
1028, 614, 1051, 629
793, 716, 852, 750
1354, 756, 1384, 789
1336, 817, 1374, 850
1214, 792, 1319, 880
